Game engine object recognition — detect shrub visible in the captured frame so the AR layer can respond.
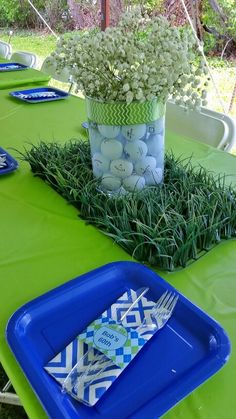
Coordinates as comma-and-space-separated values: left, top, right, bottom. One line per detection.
0, 0, 72, 31
202, 0, 236, 55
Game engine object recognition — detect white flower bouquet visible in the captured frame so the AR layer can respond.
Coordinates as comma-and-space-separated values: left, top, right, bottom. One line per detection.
49, 10, 208, 193
51, 10, 207, 109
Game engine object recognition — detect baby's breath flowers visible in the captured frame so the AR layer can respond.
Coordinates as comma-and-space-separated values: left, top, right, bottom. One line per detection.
50, 10, 207, 110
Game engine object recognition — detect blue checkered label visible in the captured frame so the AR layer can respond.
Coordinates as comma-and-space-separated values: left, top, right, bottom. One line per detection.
79, 317, 146, 369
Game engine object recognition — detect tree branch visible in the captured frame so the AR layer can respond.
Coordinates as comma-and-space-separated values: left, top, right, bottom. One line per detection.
208, 0, 227, 23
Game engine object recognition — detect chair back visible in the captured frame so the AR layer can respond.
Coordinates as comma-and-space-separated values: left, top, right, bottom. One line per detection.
166, 101, 236, 152
11, 51, 38, 68
41, 57, 71, 83
0, 41, 12, 59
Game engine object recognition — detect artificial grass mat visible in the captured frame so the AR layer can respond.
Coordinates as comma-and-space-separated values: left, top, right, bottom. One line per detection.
22, 140, 236, 271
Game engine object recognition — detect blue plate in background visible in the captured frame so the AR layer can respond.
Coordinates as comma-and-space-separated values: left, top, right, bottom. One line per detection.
6, 262, 231, 419
10, 87, 69, 103
0, 62, 28, 72
0, 147, 18, 175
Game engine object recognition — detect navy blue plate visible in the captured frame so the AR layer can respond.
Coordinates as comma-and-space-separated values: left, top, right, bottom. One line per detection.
0, 62, 28, 72
10, 87, 69, 103
6, 262, 230, 419
0, 147, 18, 175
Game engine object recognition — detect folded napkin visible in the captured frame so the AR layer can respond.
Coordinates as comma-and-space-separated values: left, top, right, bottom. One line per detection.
45, 289, 156, 406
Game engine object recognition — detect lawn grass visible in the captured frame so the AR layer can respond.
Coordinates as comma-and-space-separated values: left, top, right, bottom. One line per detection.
207, 60, 236, 117
0, 30, 57, 65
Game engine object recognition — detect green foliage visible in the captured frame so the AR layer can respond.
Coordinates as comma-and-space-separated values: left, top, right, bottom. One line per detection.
124, 0, 164, 13
0, 0, 71, 31
21, 140, 236, 271
202, 0, 236, 53
0, 0, 44, 28
44, 0, 73, 32
203, 32, 217, 54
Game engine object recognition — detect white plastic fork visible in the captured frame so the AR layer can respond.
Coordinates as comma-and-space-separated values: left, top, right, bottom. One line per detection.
137, 291, 179, 337
0, 154, 7, 168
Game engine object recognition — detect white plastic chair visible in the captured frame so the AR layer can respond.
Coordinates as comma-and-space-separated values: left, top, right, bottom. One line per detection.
11, 51, 38, 69
166, 101, 236, 152
0, 41, 12, 59
41, 57, 74, 92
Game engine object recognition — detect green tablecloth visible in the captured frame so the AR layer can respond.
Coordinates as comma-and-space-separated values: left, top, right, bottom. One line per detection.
0, 87, 236, 419
0, 58, 50, 90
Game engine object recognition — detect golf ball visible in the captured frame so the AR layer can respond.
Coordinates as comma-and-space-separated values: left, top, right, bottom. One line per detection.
101, 139, 123, 160
110, 159, 133, 178
101, 173, 122, 191
121, 124, 146, 142
89, 128, 104, 153
92, 152, 110, 174
147, 117, 164, 135
145, 168, 163, 185
124, 140, 148, 161
98, 125, 120, 138
145, 134, 164, 157
123, 175, 146, 192
135, 156, 156, 176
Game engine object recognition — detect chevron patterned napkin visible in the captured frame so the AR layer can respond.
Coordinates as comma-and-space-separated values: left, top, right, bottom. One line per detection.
45, 289, 157, 406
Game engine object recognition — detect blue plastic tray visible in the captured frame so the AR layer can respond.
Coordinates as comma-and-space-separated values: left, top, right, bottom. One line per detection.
6, 262, 230, 419
10, 87, 69, 103
0, 147, 18, 175
0, 62, 28, 71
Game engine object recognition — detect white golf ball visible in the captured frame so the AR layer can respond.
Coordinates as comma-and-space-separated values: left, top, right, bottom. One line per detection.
101, 139, 123, 160
135, 156, 156, 176
110, 159, 133, 178
147, 118, 164, 135
92, 152, 110, 174
117, 134, 126, 146
101, 173, 122, 191
121, 124, 146, 142
98, 125, 120, 138
146, 134, 164, 157
145, 168, 163, 185
124, 140, 148, 161
89, 128, 104, 153
123, 175, 146, 192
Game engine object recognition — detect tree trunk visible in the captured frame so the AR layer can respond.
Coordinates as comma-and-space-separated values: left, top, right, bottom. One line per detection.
67, 0, 84, 29
208, 0, 227, 23
189, 0, 197, 32
165, 0, 204, 40
195, 0, 204, 41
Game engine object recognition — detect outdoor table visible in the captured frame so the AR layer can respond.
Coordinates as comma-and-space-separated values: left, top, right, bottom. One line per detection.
0, 86, 236, 419
0, 58, 50, 90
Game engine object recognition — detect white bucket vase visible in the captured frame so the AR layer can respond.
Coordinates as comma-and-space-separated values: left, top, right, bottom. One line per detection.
86, 98, 166, 193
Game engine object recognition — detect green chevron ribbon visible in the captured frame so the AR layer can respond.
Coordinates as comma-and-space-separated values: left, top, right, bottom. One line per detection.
86, 97, 165, 126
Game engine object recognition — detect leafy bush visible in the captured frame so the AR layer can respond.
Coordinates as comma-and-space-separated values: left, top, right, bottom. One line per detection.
203, 32, 217, 55
0, 0, 72, 31
202, 0, 236, 54
0, 0, 44, 28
